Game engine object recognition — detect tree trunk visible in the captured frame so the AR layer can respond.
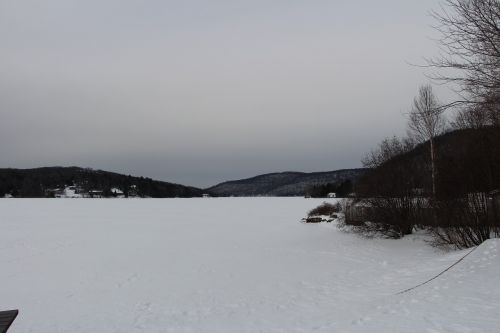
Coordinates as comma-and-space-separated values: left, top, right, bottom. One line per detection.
430, 138, 436, 197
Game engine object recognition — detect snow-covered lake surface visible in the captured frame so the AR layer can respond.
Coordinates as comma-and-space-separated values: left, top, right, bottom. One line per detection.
1, 198, 499, 333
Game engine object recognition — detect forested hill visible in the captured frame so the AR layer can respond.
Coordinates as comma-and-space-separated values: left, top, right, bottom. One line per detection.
357, 127, 500, 198
0, 167, 205, 198
206, 169, 367, 197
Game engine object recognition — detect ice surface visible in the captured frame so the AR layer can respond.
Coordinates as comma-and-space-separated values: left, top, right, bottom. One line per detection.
0, 198, 498, 332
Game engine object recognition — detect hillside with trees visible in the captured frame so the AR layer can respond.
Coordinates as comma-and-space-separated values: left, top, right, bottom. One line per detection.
0, 167, 205, 198
358, 127, 500, 199
207, 169, 366, 197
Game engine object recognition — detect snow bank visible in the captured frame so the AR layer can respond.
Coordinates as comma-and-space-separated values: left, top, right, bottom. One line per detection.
0, 198, 498, 332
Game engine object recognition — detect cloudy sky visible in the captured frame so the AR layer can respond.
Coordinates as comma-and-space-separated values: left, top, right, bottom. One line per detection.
0, 0, 455, 187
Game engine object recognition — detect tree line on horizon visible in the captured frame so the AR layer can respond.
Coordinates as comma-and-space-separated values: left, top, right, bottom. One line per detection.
305, 179, 353, 198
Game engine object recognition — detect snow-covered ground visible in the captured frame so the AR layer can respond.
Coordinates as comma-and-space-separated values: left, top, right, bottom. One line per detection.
0, 198, 498, 333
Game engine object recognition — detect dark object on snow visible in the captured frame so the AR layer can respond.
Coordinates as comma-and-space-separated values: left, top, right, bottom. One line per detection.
0, 310, 18, 333
305, 217, 323, 223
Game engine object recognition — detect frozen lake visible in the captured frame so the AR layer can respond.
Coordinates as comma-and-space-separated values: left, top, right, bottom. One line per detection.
1, 198, 499, 332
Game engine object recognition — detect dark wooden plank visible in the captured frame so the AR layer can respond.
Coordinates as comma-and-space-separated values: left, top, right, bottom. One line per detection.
0, 310, 18, 333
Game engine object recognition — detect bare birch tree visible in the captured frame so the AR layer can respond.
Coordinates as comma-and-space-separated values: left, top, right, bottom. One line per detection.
408, 85, 445, 197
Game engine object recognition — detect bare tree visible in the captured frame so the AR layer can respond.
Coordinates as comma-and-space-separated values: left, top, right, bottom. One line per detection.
453, 104, 491, 129
408, 85, 445, 196
428, 0, 500, 108
362, 136, 415, 169
453, 91, 500, 129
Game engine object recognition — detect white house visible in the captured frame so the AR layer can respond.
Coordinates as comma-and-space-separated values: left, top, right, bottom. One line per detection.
111, 188, 125, 198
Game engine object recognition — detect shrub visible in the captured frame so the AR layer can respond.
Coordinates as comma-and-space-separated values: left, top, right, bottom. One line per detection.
341, 197, 429, 238
308, 202, 340, 217
429, 193, 500, 249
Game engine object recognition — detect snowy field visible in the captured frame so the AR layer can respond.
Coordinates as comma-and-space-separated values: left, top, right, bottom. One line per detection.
1, 198, 499, 333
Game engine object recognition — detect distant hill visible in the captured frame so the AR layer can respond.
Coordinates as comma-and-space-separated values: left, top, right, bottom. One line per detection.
0, 167, 205, 198
206, 169, 367, 197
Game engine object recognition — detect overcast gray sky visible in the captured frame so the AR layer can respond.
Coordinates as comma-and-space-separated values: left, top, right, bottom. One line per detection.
0, 0, 455, 187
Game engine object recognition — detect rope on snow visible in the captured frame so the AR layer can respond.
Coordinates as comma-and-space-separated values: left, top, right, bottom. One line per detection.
396, 245, 479, 295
